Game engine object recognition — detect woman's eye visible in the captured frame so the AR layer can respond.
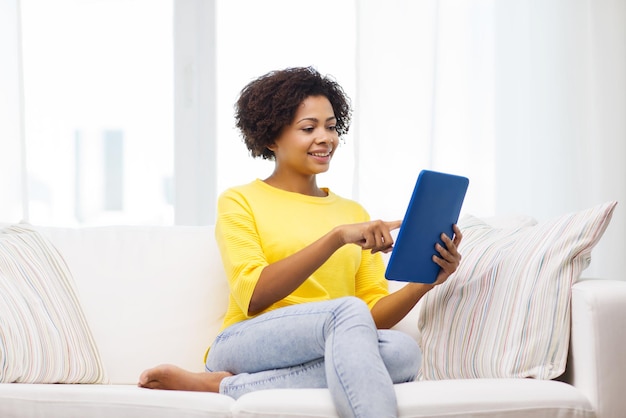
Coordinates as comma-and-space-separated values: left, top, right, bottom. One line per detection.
328, 125, 337, 131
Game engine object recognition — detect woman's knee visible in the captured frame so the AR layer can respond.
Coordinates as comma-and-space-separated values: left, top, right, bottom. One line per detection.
334, 296, 374, 321
336, 296, 369, 312
323, 296, 377, 335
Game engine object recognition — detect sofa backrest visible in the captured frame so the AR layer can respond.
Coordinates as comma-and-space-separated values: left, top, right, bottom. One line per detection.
10, 214, 543, 384
36, 225, 229, 384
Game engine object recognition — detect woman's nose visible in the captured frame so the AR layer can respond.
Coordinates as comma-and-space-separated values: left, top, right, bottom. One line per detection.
316, 129, 334, 144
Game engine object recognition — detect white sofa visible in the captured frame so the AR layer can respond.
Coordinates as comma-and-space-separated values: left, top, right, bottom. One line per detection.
1, 223, 625, 418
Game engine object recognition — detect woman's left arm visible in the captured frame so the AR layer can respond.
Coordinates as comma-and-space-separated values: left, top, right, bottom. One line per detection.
370, 225, 463, 329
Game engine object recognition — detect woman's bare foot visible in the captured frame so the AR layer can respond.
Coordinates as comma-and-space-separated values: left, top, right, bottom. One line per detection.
138, 364, 233, 392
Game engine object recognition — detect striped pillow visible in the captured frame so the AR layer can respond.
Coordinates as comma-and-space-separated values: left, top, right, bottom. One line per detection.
417, 201, 617, 380
0, 224, 107, 383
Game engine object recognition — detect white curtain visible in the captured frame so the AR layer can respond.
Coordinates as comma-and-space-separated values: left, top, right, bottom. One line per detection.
493, 0, 626, 281
356, 0, 626, 281
355, 0, 495, 220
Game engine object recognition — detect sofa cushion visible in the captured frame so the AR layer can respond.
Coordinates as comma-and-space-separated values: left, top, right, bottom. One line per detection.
37, 225, 230, 384
0, 383, 234, 418
231, 379, 594, 418
387, 213, 538, 343
0, 224, 106, 383
418, 201, 617, 380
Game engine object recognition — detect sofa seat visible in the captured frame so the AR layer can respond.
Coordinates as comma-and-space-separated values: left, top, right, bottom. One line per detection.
0, 383, 235, 418
233, 379, 594, 418
0, 378, 594, 418
1, 221, 624, 418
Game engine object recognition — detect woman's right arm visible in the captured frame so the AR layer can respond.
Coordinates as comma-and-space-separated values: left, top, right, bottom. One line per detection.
248, 228, 343, 315
248, 219, 401, 315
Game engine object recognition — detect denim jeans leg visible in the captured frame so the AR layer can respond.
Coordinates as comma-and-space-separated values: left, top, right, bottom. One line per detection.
377, 329, 421, 383
323, 297, 397, 418
206, 297, 398, 418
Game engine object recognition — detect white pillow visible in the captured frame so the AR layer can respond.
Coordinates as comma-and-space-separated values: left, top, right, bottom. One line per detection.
417, 201, 617, 381
481, 214, 538, 229
0, 224, 107, 383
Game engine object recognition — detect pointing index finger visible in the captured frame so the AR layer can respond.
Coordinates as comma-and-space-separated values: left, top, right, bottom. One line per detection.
386, 220, 402, 231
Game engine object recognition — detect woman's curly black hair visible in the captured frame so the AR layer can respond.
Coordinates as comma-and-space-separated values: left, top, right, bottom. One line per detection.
235, 67, 352, 160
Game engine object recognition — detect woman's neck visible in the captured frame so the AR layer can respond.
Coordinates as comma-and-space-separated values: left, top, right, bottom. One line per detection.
263, 173, 326, 197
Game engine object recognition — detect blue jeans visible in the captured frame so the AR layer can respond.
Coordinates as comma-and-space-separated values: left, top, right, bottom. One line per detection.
205, 297, 420, 418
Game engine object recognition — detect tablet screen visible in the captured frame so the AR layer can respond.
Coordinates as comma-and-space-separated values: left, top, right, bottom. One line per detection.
385, 170, 469, 283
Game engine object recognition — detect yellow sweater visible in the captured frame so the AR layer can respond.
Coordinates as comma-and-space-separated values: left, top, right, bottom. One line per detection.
215, 179, 389, 331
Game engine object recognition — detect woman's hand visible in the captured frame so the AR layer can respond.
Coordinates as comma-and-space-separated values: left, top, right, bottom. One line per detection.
370, 224, 462, 329
432, 224, 463, 286
336, 220, 402, 254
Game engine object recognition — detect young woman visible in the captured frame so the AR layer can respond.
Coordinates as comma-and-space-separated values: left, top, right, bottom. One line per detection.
139, 67, 462, 418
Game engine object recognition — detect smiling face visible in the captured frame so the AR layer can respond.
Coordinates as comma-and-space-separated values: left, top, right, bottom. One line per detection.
269, 95, 339, 179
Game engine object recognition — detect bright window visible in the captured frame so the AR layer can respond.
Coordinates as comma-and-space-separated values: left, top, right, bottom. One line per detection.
18, 0, 356, 226
20, 0, 174, 226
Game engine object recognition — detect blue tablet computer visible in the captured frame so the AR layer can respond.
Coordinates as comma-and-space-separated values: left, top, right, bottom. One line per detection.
385, 170, 469, 284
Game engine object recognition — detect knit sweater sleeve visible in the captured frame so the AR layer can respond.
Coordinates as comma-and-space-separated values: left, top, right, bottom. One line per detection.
215, 187, 266, 320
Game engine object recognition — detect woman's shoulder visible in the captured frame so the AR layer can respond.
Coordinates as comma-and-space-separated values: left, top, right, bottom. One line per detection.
218, 179, 264, 199
218, 179, 295, 213
216, 181, 261, 215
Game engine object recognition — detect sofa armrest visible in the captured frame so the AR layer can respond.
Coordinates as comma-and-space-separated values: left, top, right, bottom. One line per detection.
568, 279, 626, 418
